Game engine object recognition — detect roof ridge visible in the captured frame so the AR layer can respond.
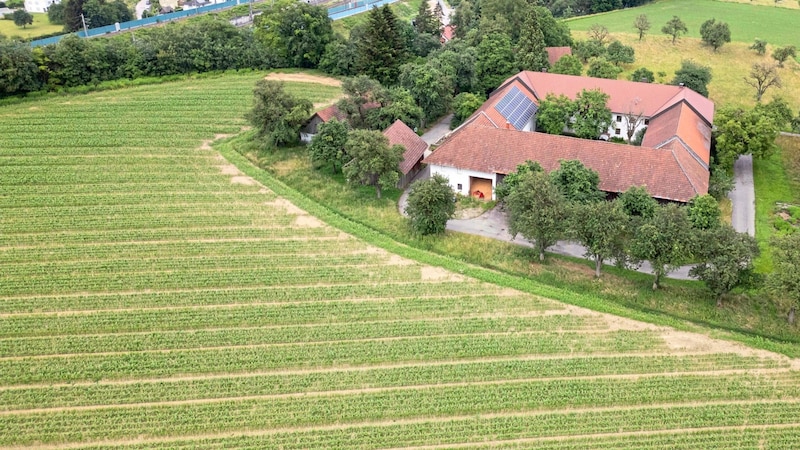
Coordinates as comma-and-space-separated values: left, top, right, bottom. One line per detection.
668, 143, 701, 198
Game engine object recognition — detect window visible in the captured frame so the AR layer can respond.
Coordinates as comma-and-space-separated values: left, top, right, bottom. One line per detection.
615, 129, 621, 135
616, 115, 622, 122
457, 183, 462, 191
644, 119, 650, 125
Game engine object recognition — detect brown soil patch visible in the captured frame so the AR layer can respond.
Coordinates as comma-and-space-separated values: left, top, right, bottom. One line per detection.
294, 215, 323, 228
265, 198, 305, 215
421, 266, 465, 282
219, 164, 241, 176
264, 72, 342, 86
230, 176, 256, 186
660, 330, 789, 362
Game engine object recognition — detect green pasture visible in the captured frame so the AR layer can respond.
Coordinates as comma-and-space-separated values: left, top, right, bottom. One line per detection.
565, 0, 800, 49
0, 12, 62, 39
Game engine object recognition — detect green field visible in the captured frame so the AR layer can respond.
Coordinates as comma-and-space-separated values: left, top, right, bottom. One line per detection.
566, 0, 800, 49
0, 12, 62, 39
2, 72, 800, 447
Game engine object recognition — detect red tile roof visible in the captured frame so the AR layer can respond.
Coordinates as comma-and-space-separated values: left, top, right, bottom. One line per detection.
545, 47, 572, 66
383, 120, 428, 175
314, 105, 347, 123
441, 24, 455, 43
424, 124, 705, 202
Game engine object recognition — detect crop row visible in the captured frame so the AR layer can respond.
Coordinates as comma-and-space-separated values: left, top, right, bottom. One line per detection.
2, 202, 292, 220
0, 191, 273, 209
0, 181, 258, 195
0, 354, 785, 411
1, 164, 226, 178
0, 146, 219, 157
0, 121, 244, 134
0, 331, 664, 384
0, 155, 223, 168
0, 136, 217, 148
0, 225, 338, 247
1, 170, 237, 186
2, 376, 800, 445
60, 408, 800, 450
0, 263, 425, 296
0, 294, 549, 337
0, 280, 505, 313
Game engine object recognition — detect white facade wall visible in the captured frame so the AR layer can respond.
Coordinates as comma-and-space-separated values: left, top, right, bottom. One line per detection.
430, 164, 498, 200
606, 112, 648, 141
24, 0, 59, 13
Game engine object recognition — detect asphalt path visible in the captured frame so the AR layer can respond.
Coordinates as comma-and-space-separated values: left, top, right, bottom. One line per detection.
729, 154, 756, 236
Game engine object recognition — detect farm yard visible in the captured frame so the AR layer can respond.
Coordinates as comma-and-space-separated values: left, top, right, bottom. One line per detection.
2, 73, 800, 447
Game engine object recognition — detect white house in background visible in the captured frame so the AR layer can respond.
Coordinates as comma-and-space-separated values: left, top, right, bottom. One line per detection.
24, 0, 59, 13
424, 71, 715, 203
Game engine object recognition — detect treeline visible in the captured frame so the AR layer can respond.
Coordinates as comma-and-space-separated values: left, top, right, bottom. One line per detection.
449, 0, 653, 19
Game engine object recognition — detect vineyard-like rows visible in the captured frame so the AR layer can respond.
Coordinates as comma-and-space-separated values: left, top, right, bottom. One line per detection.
1, 72, 799, 448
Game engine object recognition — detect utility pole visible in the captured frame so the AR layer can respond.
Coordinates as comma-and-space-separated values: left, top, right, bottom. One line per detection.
248, 0, 252, 21
80, 13, 88, 36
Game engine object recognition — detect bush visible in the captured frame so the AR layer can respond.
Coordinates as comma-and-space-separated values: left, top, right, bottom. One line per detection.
405, 174, 456, 235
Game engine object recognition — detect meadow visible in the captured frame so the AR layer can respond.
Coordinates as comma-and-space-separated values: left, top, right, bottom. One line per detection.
2, 71, 800, 447
0, 12, 62, 39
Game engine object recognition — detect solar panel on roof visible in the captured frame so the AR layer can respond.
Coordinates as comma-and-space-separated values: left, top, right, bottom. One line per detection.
494, 86, 538, 130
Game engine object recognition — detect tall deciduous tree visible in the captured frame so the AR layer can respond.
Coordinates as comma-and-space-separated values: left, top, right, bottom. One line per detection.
475, 32, 516, 96
399, 62, 453, 126
550, 159, 606, 204
671, 60, 712, 97
572, 88, 611, 139
745, 62, 782, 102
769, 233, 800, 324
551, 54, 582, 75
247, 80, 313, 147
699, 18, 731, 52
450, 91, 485, 129
0, 39, 41, 95
633, 14, 650, 41
630, 204, 693, 290
62, 0, 85, 32
661, 15, 688, 44
405, 174, 457, 235
569, 199, 629, 277
309, 119, 349, 174
336, 75, 387, 129
586, 56, 622, 79
771, 45, 796, 67
536, 94, 573, 135
516, 11, 550, 72
495, 160, 543, 202
451, 0, 476, 39
342, 130, 404, 199
365, 87, 424, 131
714, 106, 779, 170
254, 1, 333, 68
507, 170, 568, 261
12, 9, 33, 28
690, 225, 759, 306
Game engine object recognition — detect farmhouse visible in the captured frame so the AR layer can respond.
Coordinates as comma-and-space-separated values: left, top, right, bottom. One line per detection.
24, 0, 59, 12
383, 120, 428, 188
424, 71, 714, 203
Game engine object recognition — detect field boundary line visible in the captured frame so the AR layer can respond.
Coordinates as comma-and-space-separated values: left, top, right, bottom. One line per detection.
0, 235, 354, 251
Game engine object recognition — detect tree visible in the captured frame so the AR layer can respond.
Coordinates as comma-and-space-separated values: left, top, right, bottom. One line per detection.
750, 39, 767, 55
754, 97, 794, 129
569, 199, 629, 277
319, 36, 357, 76
714, 106, 779, 171
624, 107, 645, 141
605, 41, 634, 66
573, 39, 606, 63
551, 54, 582, 76
355, 5, 409, 85
536, 94, 573, 135
365, 87, 424, 131
587, 23, 610, 45
12, 9, 33, 28
247, 80, 313, 147
550, 159, 606, 204
309, 119, 349, 174
687, 194, 721, 230
708, 163, 734, 200
82, 0, 132, 28
475, 32, 516, 96
336, 75, 387, 129
671, 60, 712, 97
507, 170, 569, 261
629, 67, 654, 83
633, 14, 650, 41
398, 62, 452, 127
586, 56, 622, 79
572, 88, 611, 139
630, 204, 693, 290
48, 2, 65, 24
254, 1, 333, 68
745, 62, 782, 102
699, 18, 731, 52
661, 16, 688, 44
516, 11, 550, 72
618, 186, 657, 219
533, 5, 573, 47
405, 174, 457, 235
772, 45, 796, 67
495, 160, 543, 202
690, 225, 759, 306
450, 92, 485, 129
413, 0, 439, 36
769, 233, 800, 324
342, 130, 404, 199
0, 39, 41, 96
62, 0, 85, 32
451, 0, 476, 39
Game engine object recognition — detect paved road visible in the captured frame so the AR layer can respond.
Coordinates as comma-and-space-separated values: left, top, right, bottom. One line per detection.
421, 113, 453, 145
729, 154, 756, 236
429, 0, 452, 25
135, 0, 148, 19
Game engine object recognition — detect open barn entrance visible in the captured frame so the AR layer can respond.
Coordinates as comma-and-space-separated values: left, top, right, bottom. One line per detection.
469, 176, 492, 200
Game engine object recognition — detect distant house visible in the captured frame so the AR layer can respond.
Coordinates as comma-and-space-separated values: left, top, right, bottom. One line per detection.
440, 24, 455, 44
424, 71, 714, 203
299, 105, 347, 144
545, 47, 572, 67
181, 0, 210, 10
383, 120, 428, 188
24, 0, 59, 13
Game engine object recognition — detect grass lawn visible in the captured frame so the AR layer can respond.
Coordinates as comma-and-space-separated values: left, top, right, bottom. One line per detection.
0, 12, 62, 39
753, 135, 800, 272
565, 0, 800, 48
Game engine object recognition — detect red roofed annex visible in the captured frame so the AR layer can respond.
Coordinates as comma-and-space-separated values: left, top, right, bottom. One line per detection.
424, 71, 714, 203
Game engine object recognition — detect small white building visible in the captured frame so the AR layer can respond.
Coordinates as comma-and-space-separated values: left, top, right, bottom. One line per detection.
24, 0, 59, 13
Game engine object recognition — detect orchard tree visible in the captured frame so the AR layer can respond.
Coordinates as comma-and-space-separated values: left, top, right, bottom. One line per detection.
687, 194, 721, 230
745, 62, 781, 102
516, 11, 550, 72
714, 106, 779, 170
619, 186, 657, 220
342, 130, 404, 199
12, 9, 33, 28
507, 170, 569, 261
247, 80, 313, 147
633, 14, 650, 41
630, 203, 694, 290
699, 18, 731, 52
450, 92, 485, 129
569, 199, 629, 277
573, 39, 606, 63
572, 88, 611, 139
629, 67, 654, 83
495, 160, 543, 202
690, 225, 759, 306
404, 174, 457, 235
671, 60, 712, 97
551, 54, 582, 76
536, 94, 573, 135
772, 45, 796, 67
750, 39, 767, 55
586, 57, 622, 79
606, 41, 635, 66
587, 23, 610, 45
661, 16, 688, 44
550, 159, 606, 204
769, 233, 800, 324
308, 119, 349, 174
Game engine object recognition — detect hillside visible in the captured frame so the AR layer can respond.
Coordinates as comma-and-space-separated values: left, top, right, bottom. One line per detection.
2, 72, 800, 447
